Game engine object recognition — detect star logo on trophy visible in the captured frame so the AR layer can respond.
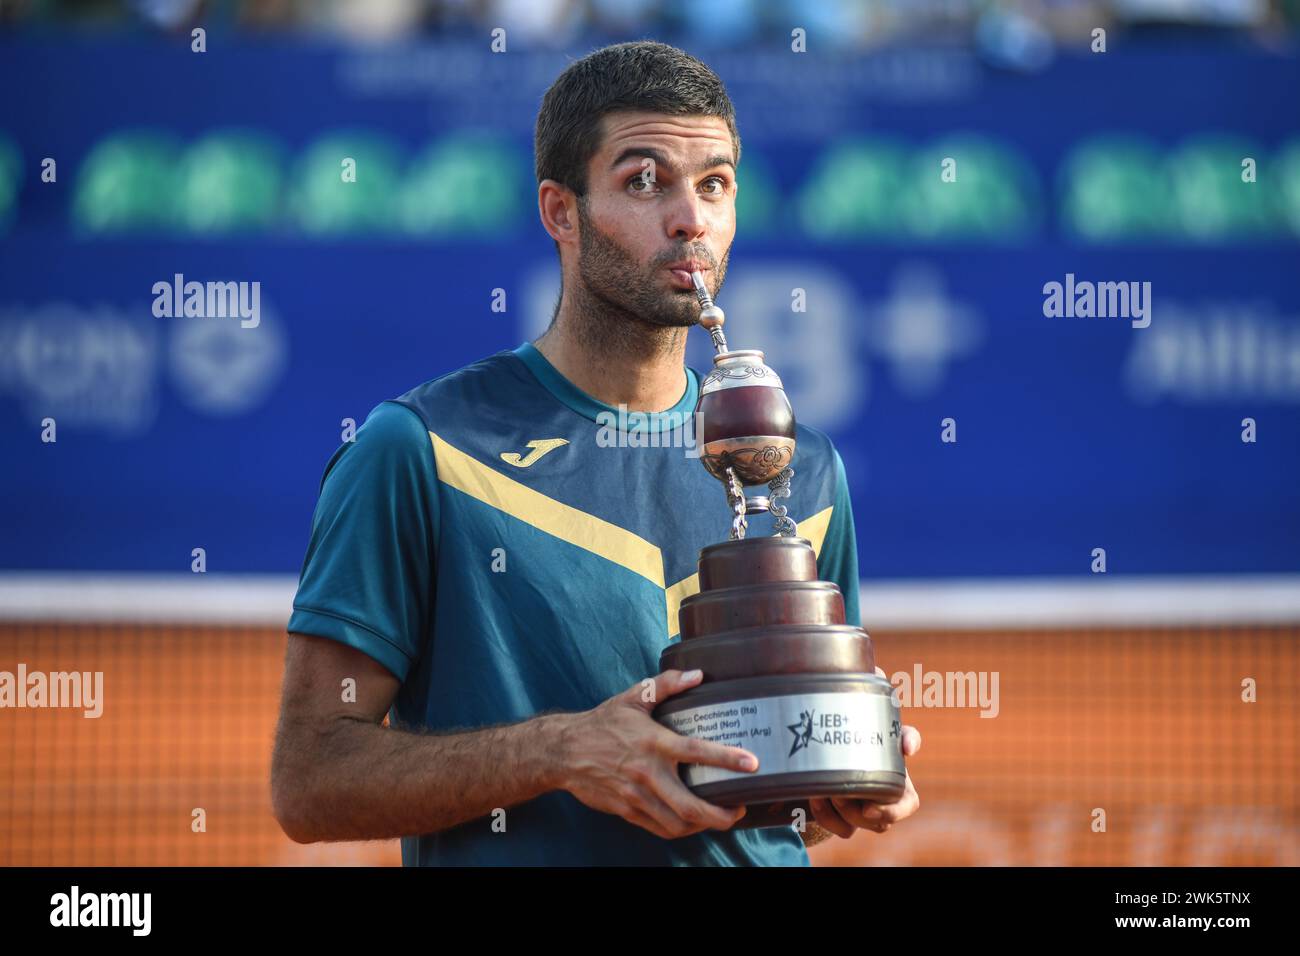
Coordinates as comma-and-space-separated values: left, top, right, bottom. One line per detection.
788, 709, 817, 757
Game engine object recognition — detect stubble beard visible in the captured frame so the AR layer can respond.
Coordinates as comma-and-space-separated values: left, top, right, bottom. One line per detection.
564, 197, 729, 358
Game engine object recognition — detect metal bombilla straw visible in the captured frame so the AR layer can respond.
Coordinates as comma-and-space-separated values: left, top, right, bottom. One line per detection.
691, 270, 729, 355
690, 270, 747, 536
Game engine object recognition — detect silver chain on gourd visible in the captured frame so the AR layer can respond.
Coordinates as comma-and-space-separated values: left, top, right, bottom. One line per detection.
725, 467, 748, 540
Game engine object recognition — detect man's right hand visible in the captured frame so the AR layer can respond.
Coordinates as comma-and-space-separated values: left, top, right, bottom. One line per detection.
554, 668, 756, 840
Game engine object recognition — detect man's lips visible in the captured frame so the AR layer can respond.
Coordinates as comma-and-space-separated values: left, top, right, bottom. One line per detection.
665, 259, 710, 273
665, 262, 710, 289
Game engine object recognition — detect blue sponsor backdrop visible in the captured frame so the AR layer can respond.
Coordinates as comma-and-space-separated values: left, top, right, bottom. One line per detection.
1, 37, 1297, 578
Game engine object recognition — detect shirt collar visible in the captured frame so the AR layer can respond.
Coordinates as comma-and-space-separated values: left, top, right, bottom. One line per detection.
513, 340, 700, 434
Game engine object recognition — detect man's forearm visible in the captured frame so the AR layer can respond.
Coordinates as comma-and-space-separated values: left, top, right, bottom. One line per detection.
274, 711, 572, 843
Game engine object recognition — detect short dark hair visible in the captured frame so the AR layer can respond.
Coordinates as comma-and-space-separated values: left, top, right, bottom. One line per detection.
534, 40, 741, 198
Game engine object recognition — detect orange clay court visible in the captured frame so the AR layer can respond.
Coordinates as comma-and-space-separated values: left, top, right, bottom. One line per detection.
3, 621, 1295, 867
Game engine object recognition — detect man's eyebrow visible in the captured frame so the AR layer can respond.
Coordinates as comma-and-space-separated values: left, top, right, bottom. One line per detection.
609, 147, 736, 175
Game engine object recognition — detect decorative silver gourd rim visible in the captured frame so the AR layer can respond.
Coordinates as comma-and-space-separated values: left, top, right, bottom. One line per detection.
702, 351, 785, 393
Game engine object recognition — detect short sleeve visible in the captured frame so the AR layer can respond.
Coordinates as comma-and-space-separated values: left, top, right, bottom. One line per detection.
287, 401, 438, 682
816, 448, 862, 629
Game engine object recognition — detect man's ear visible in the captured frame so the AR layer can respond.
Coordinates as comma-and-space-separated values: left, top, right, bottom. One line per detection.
538, 179, 578, 244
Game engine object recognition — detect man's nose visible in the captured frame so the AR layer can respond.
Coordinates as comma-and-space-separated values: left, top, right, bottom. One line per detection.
667, 191, 709, 243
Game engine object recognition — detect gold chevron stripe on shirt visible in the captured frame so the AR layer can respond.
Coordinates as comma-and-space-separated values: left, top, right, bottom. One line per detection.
429, 431, 666, 589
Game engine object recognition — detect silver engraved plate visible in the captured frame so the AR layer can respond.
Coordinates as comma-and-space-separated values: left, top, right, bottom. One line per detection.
661, 689, 905, 787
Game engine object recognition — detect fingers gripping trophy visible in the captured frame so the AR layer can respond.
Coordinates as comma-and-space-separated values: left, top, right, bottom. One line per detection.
653, 272, 907, 831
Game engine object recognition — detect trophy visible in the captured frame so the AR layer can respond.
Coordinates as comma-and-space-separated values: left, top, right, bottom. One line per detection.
653, 272, 906, 830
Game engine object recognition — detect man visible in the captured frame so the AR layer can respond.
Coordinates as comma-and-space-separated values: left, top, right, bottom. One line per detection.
271, 39, 921, 866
